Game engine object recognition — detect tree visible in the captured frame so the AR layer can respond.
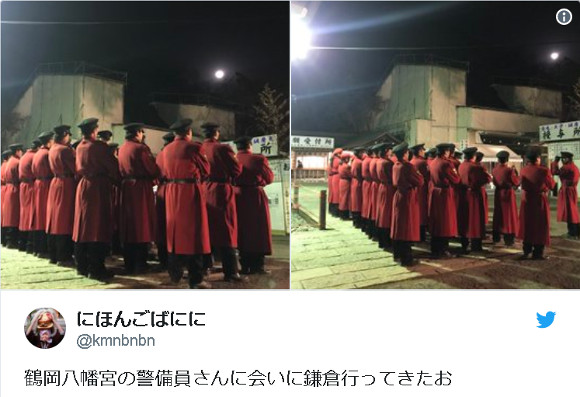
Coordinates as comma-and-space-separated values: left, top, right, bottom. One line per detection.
569, 78, 580, 119
253, 84, 289, 153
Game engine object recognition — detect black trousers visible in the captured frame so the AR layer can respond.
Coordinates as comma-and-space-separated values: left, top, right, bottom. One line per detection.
430, 236, 450, 256
239, 252, 266, 273
492, 231, 515, 245
168, 253, 204, 287
460, 237, 483, 251
5, 227, 20, 249
393, 240, 413, 265
567, 223, 580, 237
156, 240, 168, 269
339, 209, 350, 220
419, 225, 427, 242
33, 230, 48, 254
47, 234, 73, 263
75, 242, 110, 277
0, 227, 7, 246
377, 227, 392, 249
218, 247, 239, 277
523, 242, 545, 259
123, 243, 149, 273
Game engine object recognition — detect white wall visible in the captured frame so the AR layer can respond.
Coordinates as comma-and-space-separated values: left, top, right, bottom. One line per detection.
493, 85, 562, 118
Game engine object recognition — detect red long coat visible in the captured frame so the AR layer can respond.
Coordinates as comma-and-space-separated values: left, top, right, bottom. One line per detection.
369, 158, 379, 221
373, 159, 383, 222
161, 136, 210, 255
18, 149, 38, 231
46, 144, 76, 235
118, 139, 160, 243
330, 156, 341, 205
410, 155, 429, 226
31, 148, 53, 232
458, 161, 491, 238
155, 148, 168, 244
327, 154, 340, 204
551, 161, 579, 223
376, 158, 395, 229
338, 162, 352, 211
391, 160, 424, 241
234, 150, 274, 254
2, 156, 20, 228
492, 164, 519, 235
73, 139, 120, 243
350, 156, 363, 213
202, 138, 242, 248
1, 160, 6, 224
361, 156, 373, 219
517, 164, 555, 245
428, 157, 461, 237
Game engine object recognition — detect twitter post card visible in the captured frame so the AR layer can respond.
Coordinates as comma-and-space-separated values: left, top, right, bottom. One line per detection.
1, 0, 580, 396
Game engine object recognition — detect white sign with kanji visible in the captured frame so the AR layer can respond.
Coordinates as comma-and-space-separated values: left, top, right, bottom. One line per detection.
291, 135, 335, 150
539, 120, 580, 142
224, 134, 278, 157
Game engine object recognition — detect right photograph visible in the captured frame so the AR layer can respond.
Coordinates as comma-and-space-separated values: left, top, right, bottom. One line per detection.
290, 1, 580, 289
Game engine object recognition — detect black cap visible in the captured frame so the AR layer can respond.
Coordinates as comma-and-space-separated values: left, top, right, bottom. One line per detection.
71, 140, 82, 150
561, 151, 574, 159
352, 146, 365, 155
496, 150, 510, 159
410, 143, 425, 153
97, 130, 113, 140
462, 147, 477, 155
2, 150, 12, 159
201, 122, 219, 131
234, 136, 253, 146
9, 143, 24, 153
475, 151, 484, 161
78, 117, 99, 131
38, 131, 55, 144
53, 125, 71, 138
453, 152, 463, 159
170, 118, 193, 133
525, 147, 542, 161
393, 142, 409, 156
31, 140, 42, 149
436, 142, 455, 150
426, 147, 437, 157
162, 132, 175, 143
124, 122, 145, 133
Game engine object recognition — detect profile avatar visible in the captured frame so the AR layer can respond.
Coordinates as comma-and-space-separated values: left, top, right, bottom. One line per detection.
25, 308, 66, 349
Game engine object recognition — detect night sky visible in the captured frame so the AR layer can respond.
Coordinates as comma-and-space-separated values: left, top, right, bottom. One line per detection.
1, 1, 289, 125
292, 1, 580, 133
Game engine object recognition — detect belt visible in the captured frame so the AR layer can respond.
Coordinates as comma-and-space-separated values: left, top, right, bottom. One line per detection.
234, 183, 261, 187
166, 178, 200, 184
36, 176, 53, 181
340, 177, 351, 180
82, 173, 107, 179
207, 177, 229, 183
565, 181, 576, 187
434, 185, 450, 189
20, 178, 35, 183
364, 178, 372, 182
56, 174, 74, 179
123, 176, 152, 181
6, 181, 18, 185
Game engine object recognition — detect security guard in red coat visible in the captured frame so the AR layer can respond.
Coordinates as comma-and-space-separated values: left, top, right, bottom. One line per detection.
73, 118, 120, 280
391, 142, 424, 266
410, 143, 429, 242
2, 144, 24, 248
118, 123, 160, 274
457, 147, 491, 253
201, 122, 245, 283
376, 143, 395, 250
108, 143, 122, 255
233, 136, 275, 274
18, 140, 40, 252
155, 132, 176, 269
518, 147, 555, 260
368, 145, 381, 240
361, 147, 374, 235
46, 125, 76, 265
338, 153, 353, 220
31, 131, 55, 258
160, 118, 211, 288
349, 148, 364, 229
492, 151, 519, 246
429, 143, 461, 257
328, 148, 342, 217
0, 150, 10, 246
551, 151, 580, 239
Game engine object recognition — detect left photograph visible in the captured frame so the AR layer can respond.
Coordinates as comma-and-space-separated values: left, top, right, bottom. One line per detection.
0, 1, 290, 289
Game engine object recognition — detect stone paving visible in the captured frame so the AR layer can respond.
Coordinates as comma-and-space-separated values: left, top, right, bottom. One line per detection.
291, 183, 580, 289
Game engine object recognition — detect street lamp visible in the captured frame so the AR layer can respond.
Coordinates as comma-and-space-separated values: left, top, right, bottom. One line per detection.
291, 11, 311, 61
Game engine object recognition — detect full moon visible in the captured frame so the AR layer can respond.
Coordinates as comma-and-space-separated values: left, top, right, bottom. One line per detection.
550, 52, 559, 60
214, 69, 225, 79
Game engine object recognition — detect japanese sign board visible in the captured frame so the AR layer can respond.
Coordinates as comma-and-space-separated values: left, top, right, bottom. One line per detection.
291, 136, 335, 150
539, 120, 580, 142
224, 134, 278, 157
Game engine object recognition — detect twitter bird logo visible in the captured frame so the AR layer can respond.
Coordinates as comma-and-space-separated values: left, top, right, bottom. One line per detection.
537, 311, 556, 328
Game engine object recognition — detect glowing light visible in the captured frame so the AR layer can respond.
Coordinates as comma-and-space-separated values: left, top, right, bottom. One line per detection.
550, 52, 559, 60
291, 14, 311, 61
214, 69, 225, 79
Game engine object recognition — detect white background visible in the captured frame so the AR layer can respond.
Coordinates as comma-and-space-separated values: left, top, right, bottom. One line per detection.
1, 290, 578, 396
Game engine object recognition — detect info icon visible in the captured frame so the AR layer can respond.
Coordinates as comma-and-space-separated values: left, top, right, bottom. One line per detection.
24, 308, 66, 349
556, 9, 572, 26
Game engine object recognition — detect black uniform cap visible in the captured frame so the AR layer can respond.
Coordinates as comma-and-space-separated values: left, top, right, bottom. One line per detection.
436, 142, 455, 150
2, 150, 12, 159
393, 142, 409, 156
453, 152, 463, 159
475, 151, 484, 161
426, 147, 437, 157
233, 136, 253, 146
162, 132, 175, 143
9, 143, 24, 153
496, 150, 510, 159
462, 147, 478, 155
170, 118, 193, 133
561, 151, 574, 159
38, 131, 55, 143
410, 143, 425, 153
525, 147, 542, 161
97, 130, 113, 139
53, 125, 71, 137
201, 122, 220, 131
78, 117, 99, 131
31, 140, 42, 149
124, 122, 145, 133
